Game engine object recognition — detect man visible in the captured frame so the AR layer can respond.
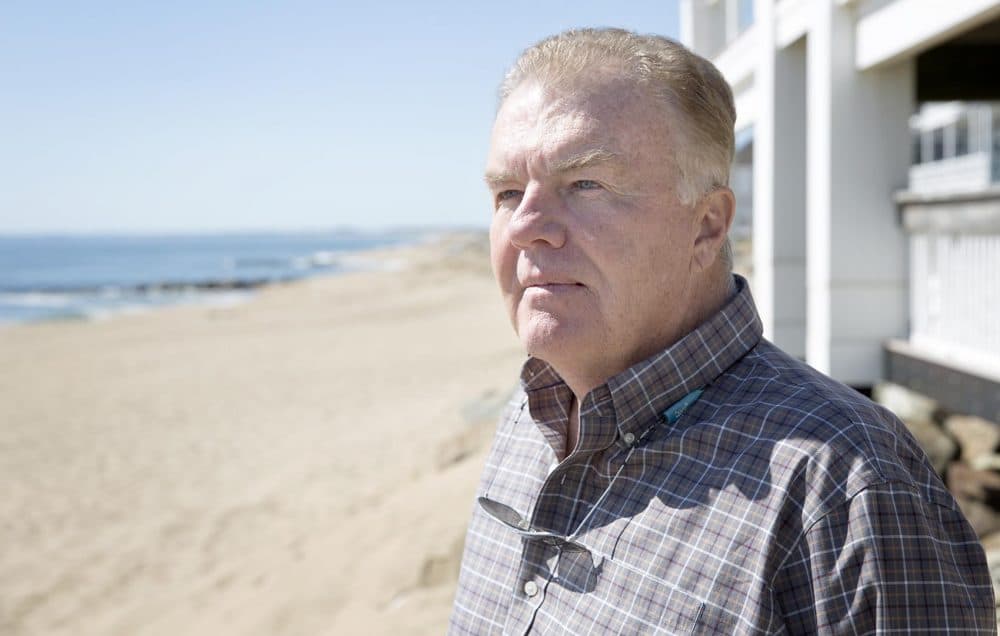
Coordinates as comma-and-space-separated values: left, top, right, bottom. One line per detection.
450, 28, 994, 634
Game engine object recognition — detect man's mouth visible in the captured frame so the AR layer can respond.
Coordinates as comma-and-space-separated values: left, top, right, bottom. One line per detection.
522, 281, 586, 295
528, 282, 583, 288
520, 274, 584, 287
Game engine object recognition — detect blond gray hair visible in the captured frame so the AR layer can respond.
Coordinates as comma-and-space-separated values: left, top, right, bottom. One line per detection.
499, 28, 737, 269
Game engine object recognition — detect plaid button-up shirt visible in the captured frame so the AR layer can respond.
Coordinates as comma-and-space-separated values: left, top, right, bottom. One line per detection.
450, 276, 995, 634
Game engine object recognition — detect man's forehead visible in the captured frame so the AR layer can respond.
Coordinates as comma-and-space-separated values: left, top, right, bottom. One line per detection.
490, 113, 617, 162
486, 83, 645, 175
496, 78, 651, 131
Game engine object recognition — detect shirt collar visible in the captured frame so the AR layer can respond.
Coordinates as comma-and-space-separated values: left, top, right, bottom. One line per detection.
519, 274, 763, 455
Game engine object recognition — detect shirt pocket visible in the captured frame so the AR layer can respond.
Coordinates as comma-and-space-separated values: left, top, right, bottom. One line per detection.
671, 598, 741, 635
584, 557, 740, 635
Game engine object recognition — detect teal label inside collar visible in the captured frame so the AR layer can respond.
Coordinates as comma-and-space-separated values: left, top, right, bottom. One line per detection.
663, 389, 704, 425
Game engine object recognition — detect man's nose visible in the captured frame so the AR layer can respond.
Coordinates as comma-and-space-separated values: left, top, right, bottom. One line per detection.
507, 185, 567, 250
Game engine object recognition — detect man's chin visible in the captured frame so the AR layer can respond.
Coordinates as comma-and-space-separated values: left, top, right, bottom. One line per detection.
515, 306, 598, 357
519, 325, 583, 365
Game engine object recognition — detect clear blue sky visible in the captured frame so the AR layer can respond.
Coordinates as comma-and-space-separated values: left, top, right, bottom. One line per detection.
0, 1, 679, 234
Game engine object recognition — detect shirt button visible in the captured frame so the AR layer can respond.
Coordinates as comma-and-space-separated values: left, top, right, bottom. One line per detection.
523, 581, 539, 597
622, 432, 636, 445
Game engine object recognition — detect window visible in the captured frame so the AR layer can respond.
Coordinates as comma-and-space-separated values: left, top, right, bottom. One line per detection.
993, 110, 1000, 156
956, 116, 969, 156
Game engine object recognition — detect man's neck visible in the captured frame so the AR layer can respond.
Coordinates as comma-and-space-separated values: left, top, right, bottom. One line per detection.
559, 275, 734, 396
557, 272, 736, 457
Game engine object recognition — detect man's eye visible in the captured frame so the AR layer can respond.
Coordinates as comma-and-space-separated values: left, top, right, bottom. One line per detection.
572, 179, 601, 191
496, 190, 522, 203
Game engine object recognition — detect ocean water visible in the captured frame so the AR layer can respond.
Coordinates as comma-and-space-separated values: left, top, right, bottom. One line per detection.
0, 231, 422, 324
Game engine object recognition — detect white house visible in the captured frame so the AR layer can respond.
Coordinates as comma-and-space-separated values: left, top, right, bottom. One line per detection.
681, 0, 1000, 422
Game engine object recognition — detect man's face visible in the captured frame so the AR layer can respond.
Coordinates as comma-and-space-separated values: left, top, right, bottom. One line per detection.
486, 77, 702, 387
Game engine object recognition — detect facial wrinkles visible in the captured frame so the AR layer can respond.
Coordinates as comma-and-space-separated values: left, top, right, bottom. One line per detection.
493, 85, 672, 200
495, 97, 666, 289
498, 87, 677, 231
520, 115, 597, 188
491, 85, 591, 173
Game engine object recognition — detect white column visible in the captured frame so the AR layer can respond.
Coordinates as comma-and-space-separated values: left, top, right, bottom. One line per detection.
726, 0, 741, 43
680, 0, 695, 46
806, 0, 912, 385
806, 1, 834, 375
681, 0, 728, 58
753, 0, 807, 359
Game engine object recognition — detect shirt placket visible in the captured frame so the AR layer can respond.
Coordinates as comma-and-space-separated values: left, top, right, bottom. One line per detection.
501, 413, 617, 635
498, 458, 574, 634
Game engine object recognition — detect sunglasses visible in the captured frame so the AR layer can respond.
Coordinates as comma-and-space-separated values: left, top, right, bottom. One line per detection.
478, 388, 704, 559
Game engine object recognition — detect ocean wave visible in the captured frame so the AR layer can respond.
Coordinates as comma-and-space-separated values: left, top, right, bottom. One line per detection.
228, 256, 297, 269
0, 291, 79, 308
0, 231, 425, 324
0, 278, 274, 296
308, 251, 340, 267
226, 251, 345, 272
0, 286, 255, 324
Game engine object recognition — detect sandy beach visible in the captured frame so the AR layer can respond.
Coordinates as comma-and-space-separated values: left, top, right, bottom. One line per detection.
0, 233, 524, 635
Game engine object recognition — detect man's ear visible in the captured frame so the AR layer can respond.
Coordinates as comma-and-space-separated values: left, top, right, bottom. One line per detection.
692, 187, 735, 271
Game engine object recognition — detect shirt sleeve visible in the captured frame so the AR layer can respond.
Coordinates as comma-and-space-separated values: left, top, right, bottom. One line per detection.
775, 481, 996, 634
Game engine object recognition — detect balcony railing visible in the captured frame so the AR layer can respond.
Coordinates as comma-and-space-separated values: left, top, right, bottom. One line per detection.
909, 102, 1000, 195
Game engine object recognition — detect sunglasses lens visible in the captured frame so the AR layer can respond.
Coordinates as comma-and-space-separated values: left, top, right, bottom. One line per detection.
478, 496, 529, 530
479, 496, 595, 559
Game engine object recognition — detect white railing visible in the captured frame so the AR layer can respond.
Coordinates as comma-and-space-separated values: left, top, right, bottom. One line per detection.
910, 232, 1000, 375
910, 153, 994, 195
909, 102, 1000, 195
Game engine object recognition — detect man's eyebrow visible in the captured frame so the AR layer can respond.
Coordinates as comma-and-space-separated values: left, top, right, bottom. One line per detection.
483, 171, 517, 187
549, 148, 622, 174
483, 148, 623, 187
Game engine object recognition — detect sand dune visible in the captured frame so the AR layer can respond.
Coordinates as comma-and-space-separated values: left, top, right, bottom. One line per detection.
0, 233, 524, 635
